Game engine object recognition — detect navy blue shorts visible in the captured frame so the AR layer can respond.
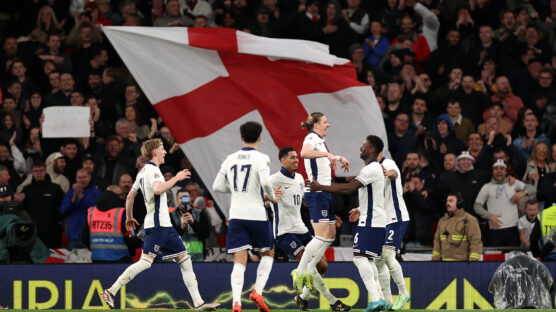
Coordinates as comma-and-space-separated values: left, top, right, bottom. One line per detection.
384, 221, 409, 251
276, 232, 313, 258
353, 226, 385, 258
305, 191, 334, 224
226, 219, 273, 254
143, 226, 187, 260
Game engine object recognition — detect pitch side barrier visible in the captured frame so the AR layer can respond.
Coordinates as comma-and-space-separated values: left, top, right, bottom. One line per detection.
1, 262, 554, 309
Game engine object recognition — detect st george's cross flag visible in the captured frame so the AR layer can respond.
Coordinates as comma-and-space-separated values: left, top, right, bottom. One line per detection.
102, 27, 387, 216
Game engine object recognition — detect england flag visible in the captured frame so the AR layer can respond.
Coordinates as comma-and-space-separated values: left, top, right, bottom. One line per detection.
102, 26, 387, 216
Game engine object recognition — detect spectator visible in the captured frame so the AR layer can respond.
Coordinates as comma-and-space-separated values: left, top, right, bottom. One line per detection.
513, 113, 550, 160
124, 105, 157, 141
391, 14, 431, 66
490, 76, 524, 124
467, 133, 483, 160
431, 67, 463, 114
82, 153, 108, 190
518, 199, 539, 248
530, 69, 556, 134
455, 75, 491, 126
44, 72, 75, 107
363, 20, 389, 67
343, 0, 369, 39
446, 99, 475, 146
433, 151, 491, 216
117, 173, 133, 197
21, 160, 64, 248
19, 152, 69, 192
32, 6, 65, 44
320, 0, 353, 59
474, 159, 535, 246
61, 140, 81, 184
0, 142, 25, 190
523, 142, 554, 191
383, 82, 407, 132
433, 149, 452, 178
478, 103, 513, 137
432, 192, 482, 261
154, 0, 194, 27
180, 0, 214, 26
388, 112, 417, 169
61, 168, 102, 250
95, 136, 134, 185
170, 188, 212, 261
408, 96, 433, 139
433, 114, 466, 156
82, 185, 140, 262
403, 174, 436, 246
401, 150, 435, 189
65, 11, 103, 48
38, 33, 72, 73
0, 36, 19, 82
426, 29, 465, 85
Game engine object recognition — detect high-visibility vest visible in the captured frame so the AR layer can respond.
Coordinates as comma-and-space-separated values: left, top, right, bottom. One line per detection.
541, 204, 556, 238
87, 206, 130, 261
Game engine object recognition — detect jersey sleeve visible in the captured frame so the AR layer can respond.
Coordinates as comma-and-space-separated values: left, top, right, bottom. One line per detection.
355, 163, 382, 186
302, 133, 319, 149
258, 154, 275, 202
131, 176, 140, 191
270, 173, 280, 188
151, 167, 164, 186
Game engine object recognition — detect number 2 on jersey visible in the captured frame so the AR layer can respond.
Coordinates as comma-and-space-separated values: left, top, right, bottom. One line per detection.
231, 164, 251, 192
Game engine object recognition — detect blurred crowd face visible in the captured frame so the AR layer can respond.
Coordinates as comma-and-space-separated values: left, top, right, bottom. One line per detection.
3, 38, 17, 57
406, 152, 420, 170
446, 30, 460, 46
0, 146, 10, 162
118, 174, 133, 194
479, 25, 493, 44
166, 0, 180, 17
106, 139, 122, 159
501, 11, 515, 30
31, 165, 46, 181
76, 170, 91, 188
443, 153, 456, 172
60, 73, 75, 93
458, 158, 473, 173
539, 71, 553, 88
412, 98, 427, 114
468, 133, 483, 151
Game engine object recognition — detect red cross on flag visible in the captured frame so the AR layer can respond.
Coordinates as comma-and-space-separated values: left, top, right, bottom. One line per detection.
103, 27, 387, 216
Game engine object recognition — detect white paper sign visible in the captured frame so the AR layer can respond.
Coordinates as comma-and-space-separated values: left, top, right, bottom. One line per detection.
42, 106, 91, 138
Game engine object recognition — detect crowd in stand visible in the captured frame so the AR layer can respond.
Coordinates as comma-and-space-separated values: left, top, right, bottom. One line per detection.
0, 0, 556, 262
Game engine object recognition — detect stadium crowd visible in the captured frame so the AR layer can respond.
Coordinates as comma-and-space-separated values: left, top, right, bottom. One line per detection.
0, 0, 556, 262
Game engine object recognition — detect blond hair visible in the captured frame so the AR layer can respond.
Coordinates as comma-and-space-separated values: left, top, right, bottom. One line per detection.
141, 138, 163, 160
300, 112, 324, 131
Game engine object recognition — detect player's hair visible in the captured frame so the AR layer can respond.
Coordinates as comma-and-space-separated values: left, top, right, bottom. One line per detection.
141, 138, 163, 160
278, 146, 295, 160
366, 135, 383, 154
240, 121, 262, 143
300, 112, 324, 131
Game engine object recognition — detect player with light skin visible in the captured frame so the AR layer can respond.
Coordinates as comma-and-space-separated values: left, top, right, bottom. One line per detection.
350, 151, 411, 310
213, 121, 283, 312
293, 112, 350, 293
102, 138, 220, 311
271, 146, 351, 311
311, 135, 388, 312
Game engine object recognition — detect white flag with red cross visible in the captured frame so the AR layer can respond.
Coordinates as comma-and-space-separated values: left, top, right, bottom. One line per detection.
102, 26, 387, 217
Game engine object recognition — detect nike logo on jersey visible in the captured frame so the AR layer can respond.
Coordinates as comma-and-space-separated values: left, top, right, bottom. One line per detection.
284, 186, 290, 189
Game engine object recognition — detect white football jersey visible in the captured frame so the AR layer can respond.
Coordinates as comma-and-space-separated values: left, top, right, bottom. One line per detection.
380, 158, 410, 224
270, 168, 309, 236
132, 162, 172, 229
355, 161, 387, 228
218, 148, 272, 221
303, 132, 332, 186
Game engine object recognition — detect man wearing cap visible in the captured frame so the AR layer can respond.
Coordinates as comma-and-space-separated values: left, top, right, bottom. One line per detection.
433, 151, 490, 217
474, 159, 536, 246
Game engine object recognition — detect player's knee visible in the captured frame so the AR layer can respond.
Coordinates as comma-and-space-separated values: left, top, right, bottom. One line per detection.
317, 258, 328, 274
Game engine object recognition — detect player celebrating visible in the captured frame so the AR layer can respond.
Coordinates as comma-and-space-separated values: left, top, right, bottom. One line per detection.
293, 112, 349, 294
350, 152, 411, 310
213, 121, 281, 312
311, 135, 388, 312
271, 146, 351, 311
102, 138, 220, 311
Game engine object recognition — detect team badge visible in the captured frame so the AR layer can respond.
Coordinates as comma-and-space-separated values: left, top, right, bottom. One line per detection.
290, 241, 297, 249
322, 210, 328, 217
154, 244, 160, 252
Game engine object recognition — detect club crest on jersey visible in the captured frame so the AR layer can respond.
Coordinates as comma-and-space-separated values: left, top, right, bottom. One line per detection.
290, 241, 297, 249
322, 210, 328, 217
154, 244, 160, 252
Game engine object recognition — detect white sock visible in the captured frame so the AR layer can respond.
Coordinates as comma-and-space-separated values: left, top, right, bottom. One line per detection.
353, 256, 381, 302
369, 259, 383, 298
231, 262, 246, 305
374, 257, 392, 305
108, 256, 152, 295
300, 286, 311, 300
307, 238, 332, 275
255, 256, 274, 294
384, 248, 408, 296
178, 256, 204, 307
297, 237, 324, 274
313, 273, 337, 304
